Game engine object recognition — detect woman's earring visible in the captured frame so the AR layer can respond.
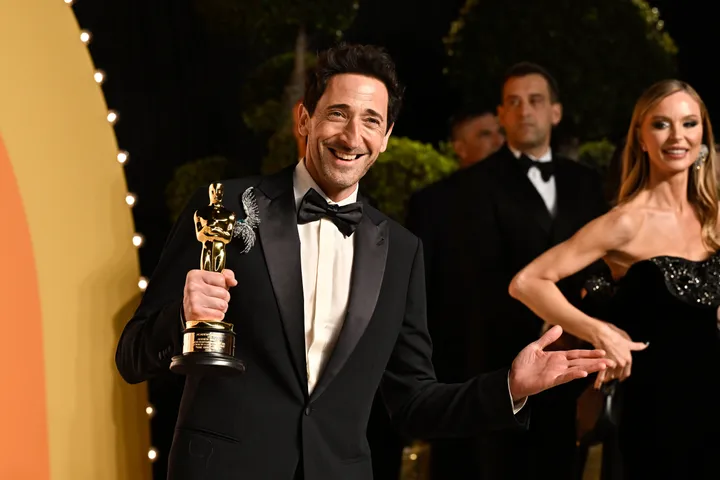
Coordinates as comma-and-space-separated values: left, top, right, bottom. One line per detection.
695, 144, 709, 171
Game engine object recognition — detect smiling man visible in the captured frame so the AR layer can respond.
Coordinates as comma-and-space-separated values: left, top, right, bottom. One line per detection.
298, 66, 394, 202
116, 46, 612, 480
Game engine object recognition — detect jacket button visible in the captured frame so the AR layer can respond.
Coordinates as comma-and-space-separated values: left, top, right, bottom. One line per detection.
304, 406, 312, 416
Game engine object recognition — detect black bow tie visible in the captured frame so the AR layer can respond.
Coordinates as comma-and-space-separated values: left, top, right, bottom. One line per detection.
518, 154, 555, 181
297, 188, 363, 237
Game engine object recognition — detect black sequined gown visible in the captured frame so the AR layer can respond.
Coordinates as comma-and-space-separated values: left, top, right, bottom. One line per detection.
584, 254, 720, 478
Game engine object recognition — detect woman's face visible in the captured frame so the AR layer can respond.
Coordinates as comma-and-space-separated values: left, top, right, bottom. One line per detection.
639, 90, 704, 175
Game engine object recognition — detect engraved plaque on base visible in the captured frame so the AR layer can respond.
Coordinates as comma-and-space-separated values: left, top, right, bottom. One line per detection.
170, 183, 246, 376
170, 320, 245, 375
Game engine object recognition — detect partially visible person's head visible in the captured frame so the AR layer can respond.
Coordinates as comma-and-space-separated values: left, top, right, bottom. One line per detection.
497, 62, 561, 157
449, 109, 504, 167
619, 79, 718, 249
298, 44, 404, 201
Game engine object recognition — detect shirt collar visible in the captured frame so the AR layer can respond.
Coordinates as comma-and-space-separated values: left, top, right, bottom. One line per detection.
508, 145, 553, 163
293, 158, 359, 212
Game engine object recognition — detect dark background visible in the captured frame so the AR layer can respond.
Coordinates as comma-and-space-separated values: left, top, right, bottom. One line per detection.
70, 0, 710, 477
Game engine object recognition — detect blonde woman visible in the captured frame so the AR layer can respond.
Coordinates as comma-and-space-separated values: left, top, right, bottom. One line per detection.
509, 79, 720, 478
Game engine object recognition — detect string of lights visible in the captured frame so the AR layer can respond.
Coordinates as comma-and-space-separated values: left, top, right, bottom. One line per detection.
64, 0, 156, 464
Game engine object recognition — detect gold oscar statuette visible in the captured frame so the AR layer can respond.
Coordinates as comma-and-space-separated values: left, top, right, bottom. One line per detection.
170, 183, 246, 375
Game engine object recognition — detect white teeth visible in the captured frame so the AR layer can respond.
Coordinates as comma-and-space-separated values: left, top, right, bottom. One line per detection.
664, 149, 687, 155
331, 149, 358, 160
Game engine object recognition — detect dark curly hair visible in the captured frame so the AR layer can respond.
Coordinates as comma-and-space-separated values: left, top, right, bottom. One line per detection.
303, 44, 404, 131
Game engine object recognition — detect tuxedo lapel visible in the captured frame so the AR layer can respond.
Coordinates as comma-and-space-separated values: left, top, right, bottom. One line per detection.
551, 159, 582, 242
255, 167, 308, 392
310, 209, 389, 401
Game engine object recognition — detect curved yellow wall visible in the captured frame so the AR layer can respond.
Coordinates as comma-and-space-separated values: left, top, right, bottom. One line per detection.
0, 1, 151, 479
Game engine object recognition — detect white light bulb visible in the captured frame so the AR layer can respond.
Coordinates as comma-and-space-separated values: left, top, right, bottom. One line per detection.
146, 405, 154, 416
132, 234, 144, 247
107, 110, 118, 124
138, 277, 148, 291
148, 448, 158, 461
117, 151, 129, 164
80, 30, 91, 44
64, 0, 74, 5
94, 70, 105, 84
125, 193, 137, 206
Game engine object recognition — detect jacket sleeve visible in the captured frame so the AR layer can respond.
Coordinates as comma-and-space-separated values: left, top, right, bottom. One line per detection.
115, 187, 207, 384
379, 239, 529, 439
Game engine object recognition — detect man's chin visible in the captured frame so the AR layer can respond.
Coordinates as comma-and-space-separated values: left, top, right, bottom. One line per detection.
514, 138, 545, 151
327, 173, 360, 190
322, 166, 366, 189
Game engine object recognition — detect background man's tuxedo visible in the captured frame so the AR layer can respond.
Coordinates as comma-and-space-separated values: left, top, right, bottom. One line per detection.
116, 165, 527, 480
407, 145, 608, 478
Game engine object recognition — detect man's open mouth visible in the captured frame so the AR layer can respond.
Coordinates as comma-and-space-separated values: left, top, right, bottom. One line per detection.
328, 147, 365, 160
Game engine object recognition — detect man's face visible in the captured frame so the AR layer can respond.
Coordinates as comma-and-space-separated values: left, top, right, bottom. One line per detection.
298, 73, 393, 201
498, 74, 561, 152
453, 113, 504, 167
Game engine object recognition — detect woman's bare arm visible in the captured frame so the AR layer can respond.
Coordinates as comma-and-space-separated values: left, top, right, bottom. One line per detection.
509, 208, 648, 383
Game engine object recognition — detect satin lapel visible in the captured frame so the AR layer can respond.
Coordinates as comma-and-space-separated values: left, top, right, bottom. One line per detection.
551, 159, 581, 242
256, 169, 307, 392
310, 212, 389, 401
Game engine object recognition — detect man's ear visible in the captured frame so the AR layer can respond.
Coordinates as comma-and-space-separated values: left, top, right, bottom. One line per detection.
298, 104, 311, 136
453, 139, 466, 161
380, 123, 395, 152
497, 104, 507, 130
551, 102, 563, 126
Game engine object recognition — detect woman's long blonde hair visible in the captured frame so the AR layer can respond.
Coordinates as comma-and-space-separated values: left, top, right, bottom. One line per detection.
618, 79, 719, 250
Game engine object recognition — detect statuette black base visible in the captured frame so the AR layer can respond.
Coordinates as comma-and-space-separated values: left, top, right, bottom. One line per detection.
170, 352, 245, 375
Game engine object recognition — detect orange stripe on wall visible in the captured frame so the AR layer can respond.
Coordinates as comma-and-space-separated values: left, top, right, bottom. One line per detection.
0, 133, 50, 479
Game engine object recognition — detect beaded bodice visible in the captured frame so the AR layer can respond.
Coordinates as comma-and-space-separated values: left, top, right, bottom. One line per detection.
648, 254, 720, 307
584, 253, 720, 309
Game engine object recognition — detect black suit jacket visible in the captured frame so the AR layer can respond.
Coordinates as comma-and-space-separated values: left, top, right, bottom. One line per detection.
116, 166, 527, 480
407, 146, 608, 377
406, 169, 468, 383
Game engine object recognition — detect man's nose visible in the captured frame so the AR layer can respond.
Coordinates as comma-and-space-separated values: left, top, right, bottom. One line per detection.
518, 101, 533, 117
340, 117, 362, 148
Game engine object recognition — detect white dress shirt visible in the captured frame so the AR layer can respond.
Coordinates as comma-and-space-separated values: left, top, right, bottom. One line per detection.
292, 159, 525, 411
509, 146, 556, 216
293, 159, 357, 393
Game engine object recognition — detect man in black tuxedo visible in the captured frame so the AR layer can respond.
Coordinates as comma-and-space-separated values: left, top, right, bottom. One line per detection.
116, 47, 611, 480
407, 63, 609, 479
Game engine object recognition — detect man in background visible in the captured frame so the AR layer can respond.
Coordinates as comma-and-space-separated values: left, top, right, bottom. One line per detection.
405, 107, 504, 299
410, 62, 608, 479
450, 109, 505, 168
